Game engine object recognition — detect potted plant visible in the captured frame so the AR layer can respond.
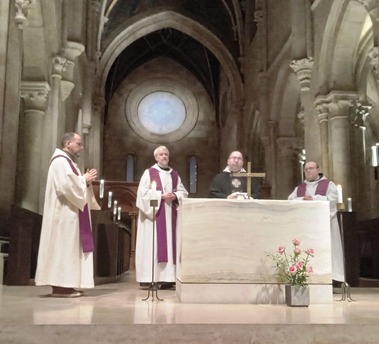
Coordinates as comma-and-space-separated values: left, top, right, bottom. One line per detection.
267, 238, 315, 306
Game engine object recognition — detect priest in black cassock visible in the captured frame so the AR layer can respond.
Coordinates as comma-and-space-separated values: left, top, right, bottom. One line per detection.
209, 151, 262, 199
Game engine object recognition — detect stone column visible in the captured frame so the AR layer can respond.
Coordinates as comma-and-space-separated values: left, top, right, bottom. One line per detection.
327, 92, 357, 201
0, 0, 31, 220
50, 55, 67, 152
38, 56, 67, 207
315, 100, 330, 177
61, 41, 85, 101
20, 81, 50, 213
90, 96, 106, 173
276, 137, 302, 199
290, 58, 321, 161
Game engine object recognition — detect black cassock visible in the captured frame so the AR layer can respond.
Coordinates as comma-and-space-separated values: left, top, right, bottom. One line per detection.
209, 171, 262, 199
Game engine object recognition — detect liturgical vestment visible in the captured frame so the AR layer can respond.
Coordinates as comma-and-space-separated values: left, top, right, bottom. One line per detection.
35, 149, 99, 289
135, 163, 188, 283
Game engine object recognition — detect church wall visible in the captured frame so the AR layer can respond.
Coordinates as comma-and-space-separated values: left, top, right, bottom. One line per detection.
266, 0, 291, 67
103, 56, 218, 197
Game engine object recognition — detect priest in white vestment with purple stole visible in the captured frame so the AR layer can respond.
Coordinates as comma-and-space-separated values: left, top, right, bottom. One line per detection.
135, 146, 188, 289
35, 133, 99, 297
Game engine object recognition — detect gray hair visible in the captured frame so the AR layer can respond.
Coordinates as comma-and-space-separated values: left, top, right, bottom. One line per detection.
61, 132, 76, 148
153, 145, 169, 158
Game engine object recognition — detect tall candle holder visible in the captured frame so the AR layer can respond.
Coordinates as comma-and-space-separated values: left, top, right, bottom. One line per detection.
142, 199, 163, 302
336, 203, 355, 302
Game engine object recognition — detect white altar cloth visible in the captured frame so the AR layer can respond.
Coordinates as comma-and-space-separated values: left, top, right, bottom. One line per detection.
176, 199, 333, 304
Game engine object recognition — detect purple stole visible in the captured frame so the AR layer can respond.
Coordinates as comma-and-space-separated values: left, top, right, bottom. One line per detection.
297, 178, 330, 197
51, 155, 94, 253
149, 167, 178, 264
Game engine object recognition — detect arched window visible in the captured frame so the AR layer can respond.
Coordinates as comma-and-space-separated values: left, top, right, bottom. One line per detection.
126, 154, 135, 181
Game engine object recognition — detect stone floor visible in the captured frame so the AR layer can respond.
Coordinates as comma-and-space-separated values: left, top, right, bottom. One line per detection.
1, 272, 379, 344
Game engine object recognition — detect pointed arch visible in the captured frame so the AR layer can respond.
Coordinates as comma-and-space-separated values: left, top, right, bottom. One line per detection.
96, 10, 243, 104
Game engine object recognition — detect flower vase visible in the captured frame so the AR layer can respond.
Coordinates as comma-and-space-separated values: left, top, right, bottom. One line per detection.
285, 285, 310, 307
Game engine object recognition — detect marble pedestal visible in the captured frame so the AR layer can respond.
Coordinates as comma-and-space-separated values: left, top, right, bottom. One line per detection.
176, 199, 333, 304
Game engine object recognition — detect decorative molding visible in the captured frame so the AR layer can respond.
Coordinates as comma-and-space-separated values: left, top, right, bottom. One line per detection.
52, 56, 68, 78
14, 0, 34, 29
290, 58, 314, 92
20, 81, 50, 111
350, 101, 372, 129
64, 41, 85, 61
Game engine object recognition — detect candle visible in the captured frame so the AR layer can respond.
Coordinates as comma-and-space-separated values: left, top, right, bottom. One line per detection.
113, 200, 118, 215
371, 145, 378, 167
337, 185, 343, 204
347, 198, 352, 212
151, 181, 157, 200
117, 206, 121, 220
99, 179, 104, 199
108, 192, 112, 208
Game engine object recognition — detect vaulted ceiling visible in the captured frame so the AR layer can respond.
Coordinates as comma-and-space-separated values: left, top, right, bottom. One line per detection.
99, 0, 255, 104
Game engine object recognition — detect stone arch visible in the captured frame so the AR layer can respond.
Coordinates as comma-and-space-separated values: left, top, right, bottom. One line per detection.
317, 0, 367, 92
96, 10, 243, 105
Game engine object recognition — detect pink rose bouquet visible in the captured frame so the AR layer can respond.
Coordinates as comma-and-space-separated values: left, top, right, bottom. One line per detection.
267, 238, 315, 286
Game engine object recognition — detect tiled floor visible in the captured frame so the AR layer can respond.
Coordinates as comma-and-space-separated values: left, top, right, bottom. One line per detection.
1, 272, 379, 343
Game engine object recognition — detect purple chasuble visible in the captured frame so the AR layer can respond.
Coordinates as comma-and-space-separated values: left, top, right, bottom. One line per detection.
297, 178, 330, 197
149, 167, 178, 263
51, 155, 94, 253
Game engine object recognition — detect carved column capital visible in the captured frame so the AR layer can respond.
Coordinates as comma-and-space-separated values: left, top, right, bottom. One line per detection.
315, 102, 330, 124
290, 58, 314, 92
52, 56, 68, 79
350, 100, 372, 129
14, 0, 34, 29
20, 81, 50, 111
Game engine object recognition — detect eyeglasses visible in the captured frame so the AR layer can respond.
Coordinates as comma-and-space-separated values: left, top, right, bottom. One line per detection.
304, 167, 317, 172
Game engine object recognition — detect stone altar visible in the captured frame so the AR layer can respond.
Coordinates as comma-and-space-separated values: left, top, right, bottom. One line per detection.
176, 199, 333, 304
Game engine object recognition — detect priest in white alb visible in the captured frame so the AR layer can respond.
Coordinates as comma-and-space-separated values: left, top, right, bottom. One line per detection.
288, 161, 345, 283
135, 145, 188, 289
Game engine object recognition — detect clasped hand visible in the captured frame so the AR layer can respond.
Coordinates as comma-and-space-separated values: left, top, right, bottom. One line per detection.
162, 192, 177, 203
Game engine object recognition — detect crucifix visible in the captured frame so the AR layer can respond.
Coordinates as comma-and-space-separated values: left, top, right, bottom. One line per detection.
231, 161, 266, 198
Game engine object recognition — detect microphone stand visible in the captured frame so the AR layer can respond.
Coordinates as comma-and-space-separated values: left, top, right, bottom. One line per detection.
142, 199, 163, 301
337, 203, 355, 302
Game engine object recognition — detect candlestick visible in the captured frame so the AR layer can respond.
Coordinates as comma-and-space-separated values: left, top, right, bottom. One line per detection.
151, 181, 157, 200
113, 200, 118, 215
108, 191, 112, 208
337, 185, 343, 204
371, 145, 378, 167
99, 179, 104, 199
347, 198, 352, 212
117, 206, 121, 220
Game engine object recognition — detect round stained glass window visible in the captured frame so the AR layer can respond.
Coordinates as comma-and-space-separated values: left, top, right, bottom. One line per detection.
138, 92, 186, 135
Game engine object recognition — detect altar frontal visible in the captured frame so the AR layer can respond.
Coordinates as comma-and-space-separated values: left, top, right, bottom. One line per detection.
176, 198, 333, 304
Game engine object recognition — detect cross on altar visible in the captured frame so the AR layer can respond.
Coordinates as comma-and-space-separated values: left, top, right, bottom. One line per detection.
231, 162, 265, 198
